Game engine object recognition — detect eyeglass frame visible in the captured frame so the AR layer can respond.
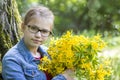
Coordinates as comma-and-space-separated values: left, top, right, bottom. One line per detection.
26, 25, 53, 37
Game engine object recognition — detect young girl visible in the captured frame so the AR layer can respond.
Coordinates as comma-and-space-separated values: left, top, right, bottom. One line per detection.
2, 6, 74, 80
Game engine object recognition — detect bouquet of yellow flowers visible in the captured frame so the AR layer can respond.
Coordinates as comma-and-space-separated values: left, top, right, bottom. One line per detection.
38, 31, 111, 80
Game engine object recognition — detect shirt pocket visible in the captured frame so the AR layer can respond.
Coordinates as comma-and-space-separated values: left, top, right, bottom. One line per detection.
23, 66, 40, 80
24, 68, 39, 77
23, 67, 46, 80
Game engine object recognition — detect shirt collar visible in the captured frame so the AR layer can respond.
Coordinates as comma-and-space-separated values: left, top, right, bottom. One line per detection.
17, 38, 34, 62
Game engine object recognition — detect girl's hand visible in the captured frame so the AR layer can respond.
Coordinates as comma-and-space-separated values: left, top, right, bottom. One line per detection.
62, 69, 75, 80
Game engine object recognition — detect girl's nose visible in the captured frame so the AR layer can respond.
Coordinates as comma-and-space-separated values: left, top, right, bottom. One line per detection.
35, 31, 42, 38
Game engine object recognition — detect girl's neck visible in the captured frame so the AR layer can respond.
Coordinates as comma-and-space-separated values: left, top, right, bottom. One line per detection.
32, 51, 41, 58
30, 47, 38, 54
29, 47, 41, 58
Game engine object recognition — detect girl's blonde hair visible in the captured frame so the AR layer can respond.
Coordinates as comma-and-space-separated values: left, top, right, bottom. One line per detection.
23, 6, 54, 29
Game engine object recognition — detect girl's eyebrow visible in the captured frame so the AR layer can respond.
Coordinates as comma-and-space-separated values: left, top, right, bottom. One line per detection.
29, 25, 50, 31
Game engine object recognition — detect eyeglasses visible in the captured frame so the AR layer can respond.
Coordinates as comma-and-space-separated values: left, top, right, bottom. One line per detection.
27, 25, 52, 37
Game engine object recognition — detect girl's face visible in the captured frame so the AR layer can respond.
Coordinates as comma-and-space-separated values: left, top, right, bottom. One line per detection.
22, 15, 52, 48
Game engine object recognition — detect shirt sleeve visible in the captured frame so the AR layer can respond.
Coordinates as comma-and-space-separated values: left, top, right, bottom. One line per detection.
52, 74, 66, 80
2, 56, 27, 80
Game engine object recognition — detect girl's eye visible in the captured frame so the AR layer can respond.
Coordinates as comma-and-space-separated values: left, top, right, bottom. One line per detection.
41, 30, 48, 33
30, 26, 38, 31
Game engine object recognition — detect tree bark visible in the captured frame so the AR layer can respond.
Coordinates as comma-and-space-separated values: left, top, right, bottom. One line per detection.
0, 0, 21, 60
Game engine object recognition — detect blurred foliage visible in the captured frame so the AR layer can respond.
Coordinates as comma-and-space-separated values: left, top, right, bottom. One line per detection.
16, 0, 39, 17
16, 0, 120, 36
104, 36, 120, 48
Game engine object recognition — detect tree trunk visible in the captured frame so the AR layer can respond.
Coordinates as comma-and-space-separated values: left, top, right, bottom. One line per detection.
0, 0, 21, 60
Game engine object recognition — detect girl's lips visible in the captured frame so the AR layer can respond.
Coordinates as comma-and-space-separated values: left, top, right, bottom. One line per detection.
32, 39, 42, 43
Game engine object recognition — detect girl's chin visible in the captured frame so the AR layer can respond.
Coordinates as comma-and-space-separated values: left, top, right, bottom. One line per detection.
32, 43, 42, 47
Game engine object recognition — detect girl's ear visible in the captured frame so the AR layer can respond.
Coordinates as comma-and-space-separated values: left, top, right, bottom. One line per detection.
21, 22, 25, 32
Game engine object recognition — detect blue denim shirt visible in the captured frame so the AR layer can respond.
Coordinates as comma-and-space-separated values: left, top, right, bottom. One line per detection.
2, 39, 66, 80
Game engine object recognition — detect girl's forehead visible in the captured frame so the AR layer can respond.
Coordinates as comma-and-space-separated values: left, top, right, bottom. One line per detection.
29, 15, 52, 24
27, 16, 52, 30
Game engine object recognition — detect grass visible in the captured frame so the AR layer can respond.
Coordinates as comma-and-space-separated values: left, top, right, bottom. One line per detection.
110, 57, 120, 80
102, 36, 120, 80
